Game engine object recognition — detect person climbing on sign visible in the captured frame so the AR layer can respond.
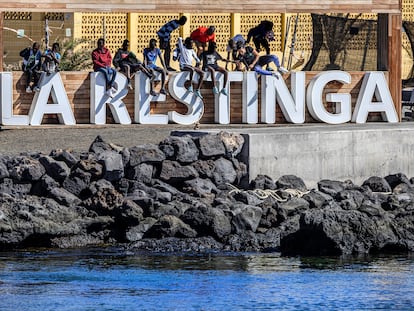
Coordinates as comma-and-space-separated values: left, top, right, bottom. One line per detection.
190, 25, 216, 57
157, 16, 188, 71
236, 44, 288, 77
225, 34, 246, 70
246, 20, 275, 56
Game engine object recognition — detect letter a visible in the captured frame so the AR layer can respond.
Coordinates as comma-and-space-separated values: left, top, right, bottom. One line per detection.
352, 72, 398, 123
29, 72, 76, 125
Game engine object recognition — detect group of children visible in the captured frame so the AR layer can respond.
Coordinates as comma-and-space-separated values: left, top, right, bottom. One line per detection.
21, 18, 288, 98
19, 42, 61, 93
98, 18, 288, 99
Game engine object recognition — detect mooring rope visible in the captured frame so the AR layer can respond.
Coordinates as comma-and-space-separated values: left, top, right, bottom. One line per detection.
227, 183, 310, 202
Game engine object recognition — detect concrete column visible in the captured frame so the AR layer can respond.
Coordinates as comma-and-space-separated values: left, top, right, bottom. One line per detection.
128, 13, 139, 54
181, 13, 191, 39
232, 13, 241, 37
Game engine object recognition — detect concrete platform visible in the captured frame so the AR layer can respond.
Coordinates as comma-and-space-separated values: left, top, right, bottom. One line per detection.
2, 122, 414, 189
202, 123, 414, 189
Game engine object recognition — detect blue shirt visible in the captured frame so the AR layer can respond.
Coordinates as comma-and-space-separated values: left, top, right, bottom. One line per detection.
143, 47, 162, 68
157, 20, 180, 40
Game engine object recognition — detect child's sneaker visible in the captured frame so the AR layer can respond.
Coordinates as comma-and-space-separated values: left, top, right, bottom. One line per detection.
127, 83, 133, 90
33, 86, 40, 92
221, 88, 228, 96
278, 67, 289, 74
25, 86, 32, 93
195, 89, 203, 99
187, 85, 194, 92
212, 86, 219, 94
111, 87, 117, 96
271, 72, 280, 79
106, 89, 114, 98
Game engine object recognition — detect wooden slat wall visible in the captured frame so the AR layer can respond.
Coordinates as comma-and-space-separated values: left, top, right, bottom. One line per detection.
0, 0, 401, 13
11, 71, 387, 125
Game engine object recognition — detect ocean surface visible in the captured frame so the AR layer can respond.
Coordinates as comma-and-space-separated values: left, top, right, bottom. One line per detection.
0, 248, 413, 311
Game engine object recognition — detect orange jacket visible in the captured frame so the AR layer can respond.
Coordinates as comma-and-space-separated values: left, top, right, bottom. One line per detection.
190, 27, 216, 43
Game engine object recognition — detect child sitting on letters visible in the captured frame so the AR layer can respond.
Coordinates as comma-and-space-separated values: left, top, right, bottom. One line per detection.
42, 42, 61, 75
20, 42, 42, 93
113, 39, 152, 90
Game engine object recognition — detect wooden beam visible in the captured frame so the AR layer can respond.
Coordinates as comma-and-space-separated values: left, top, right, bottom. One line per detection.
388, 13, 402, 120
377, 14, 388, 71
0, 0, 401, 14
0, 11, 3, 72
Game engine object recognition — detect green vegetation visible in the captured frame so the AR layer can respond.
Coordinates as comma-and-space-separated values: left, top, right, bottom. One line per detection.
58, 38, 93, 71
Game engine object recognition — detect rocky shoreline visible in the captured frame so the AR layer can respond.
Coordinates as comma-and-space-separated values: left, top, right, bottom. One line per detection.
0, 131, 413, 256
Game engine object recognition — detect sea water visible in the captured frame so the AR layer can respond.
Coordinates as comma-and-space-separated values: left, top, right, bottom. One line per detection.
0, 248, 413, 311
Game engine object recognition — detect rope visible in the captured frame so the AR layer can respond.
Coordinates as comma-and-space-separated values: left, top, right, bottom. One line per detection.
227, 183, 310, 202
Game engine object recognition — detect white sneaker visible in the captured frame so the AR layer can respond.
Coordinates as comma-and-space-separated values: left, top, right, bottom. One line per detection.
106, 89, 114, 98
195, 89, 203, 99
33, 86, 40, 92
271, 72, 280, 79
107, 87, 117, 97
278, 67, 289, 74
26, 86, 32, 93
127, 83, 133, 90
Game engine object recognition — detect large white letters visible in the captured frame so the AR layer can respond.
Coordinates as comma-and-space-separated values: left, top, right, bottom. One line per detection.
167, 71, 203, 125
215, 71, 243, 125
0, 70, 400, 126
261, 72, 306, 124
307, 71, 352, 124
0, 72, 29, 125
29, 72, 76, 125
90, 71, 131, 125
135, 72, 168, 124
352, 71, 398, 123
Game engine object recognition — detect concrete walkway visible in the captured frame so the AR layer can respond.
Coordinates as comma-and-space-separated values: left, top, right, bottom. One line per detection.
0, 123, 293, 156
1, 122, 414, 188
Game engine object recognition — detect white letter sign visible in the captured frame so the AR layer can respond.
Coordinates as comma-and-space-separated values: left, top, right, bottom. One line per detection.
29, 72, 76, 125
352, 71, 398, 123
168, 72, 203, 125
90, 72, 131, 125
0, 72, 29, 125
307, 70, 352, 124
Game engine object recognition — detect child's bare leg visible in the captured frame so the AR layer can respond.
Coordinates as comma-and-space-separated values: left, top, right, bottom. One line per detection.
208, 67, 218, 94
125, 64, 131, 81
195, 67, 205, 89
182, 66, 194, 91
149, 69, 156, 95
218, 67, 228, 88
158, 68, 167, 94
